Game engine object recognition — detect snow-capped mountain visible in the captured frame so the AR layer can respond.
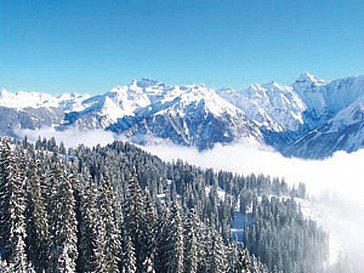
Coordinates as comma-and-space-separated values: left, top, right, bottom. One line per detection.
218, 80, 306, 132
108, 83, 263, 150
294, 73, 364, 116
279, 74, 364, 158
0, 89, 89, 137
283, 93, 364, 158
0, 89, 88, 111
1, 73, 364, 158
65, 80, 262, 150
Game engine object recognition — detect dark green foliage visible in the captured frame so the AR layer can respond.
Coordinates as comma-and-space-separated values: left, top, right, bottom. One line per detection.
0, 138, 28, 272
122, 235, 136, 273
46, 159, 78, 273
24, 156, 48, 273
183, 209, 198, 273
242, 196, 328, 273
98, 175, 121, 273
165, 202, 184, 273
0, 138, 331, 273
78, 175, 103, 273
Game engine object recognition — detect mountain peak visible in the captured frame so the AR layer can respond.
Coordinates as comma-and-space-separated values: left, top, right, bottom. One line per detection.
130, 78, 161, 88
261, 81, 285, 90
295, 72, 325, 85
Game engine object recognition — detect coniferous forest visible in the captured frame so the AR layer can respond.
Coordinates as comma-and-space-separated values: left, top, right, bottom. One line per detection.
0, 137, 330, 273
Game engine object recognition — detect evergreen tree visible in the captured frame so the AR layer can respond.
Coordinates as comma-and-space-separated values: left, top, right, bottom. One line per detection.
142, 191, 157, 268
210, 230, 227, 273
183, 208, 198, 273
98, 174, 121, 273
0, 137, 330, 273
0, 138, 28, 272
123, 173, 146, 272
25, 156, 48, 273
154, 204, 169, 273
46, 159, 78, 273
78, 176, 103, 273
165, 202, 184, 273
122, 235, 136, 273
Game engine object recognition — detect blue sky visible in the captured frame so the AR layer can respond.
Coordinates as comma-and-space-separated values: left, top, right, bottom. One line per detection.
1, 0, 364, 94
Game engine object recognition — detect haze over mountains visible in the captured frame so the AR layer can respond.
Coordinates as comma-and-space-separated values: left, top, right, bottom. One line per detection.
1, 73, 364, 159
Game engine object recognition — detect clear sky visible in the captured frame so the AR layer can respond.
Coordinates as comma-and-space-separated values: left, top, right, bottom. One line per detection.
1, 0, 364, 94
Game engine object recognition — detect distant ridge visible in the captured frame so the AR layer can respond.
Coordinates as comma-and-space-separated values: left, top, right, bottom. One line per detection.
1, 73, 364, 158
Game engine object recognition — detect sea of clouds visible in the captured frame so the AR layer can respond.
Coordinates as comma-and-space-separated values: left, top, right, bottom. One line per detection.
15, 127, 364, 269
144, 142, 364, 268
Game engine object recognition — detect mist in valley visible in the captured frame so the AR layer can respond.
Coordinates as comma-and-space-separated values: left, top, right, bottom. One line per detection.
144, 141, 364, 271
17, 127, 364, 271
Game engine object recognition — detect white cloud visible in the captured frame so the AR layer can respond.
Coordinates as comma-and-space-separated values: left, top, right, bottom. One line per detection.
143, 142, 364, 268
11, 127, 364, 269
15, 126, 117, 148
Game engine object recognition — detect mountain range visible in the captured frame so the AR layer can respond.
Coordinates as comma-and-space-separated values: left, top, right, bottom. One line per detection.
1, 73, 364, 159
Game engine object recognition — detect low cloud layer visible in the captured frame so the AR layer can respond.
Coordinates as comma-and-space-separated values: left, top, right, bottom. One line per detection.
13, 127, 364, 269
143, 142, 364, 268
16, 127, 117, 148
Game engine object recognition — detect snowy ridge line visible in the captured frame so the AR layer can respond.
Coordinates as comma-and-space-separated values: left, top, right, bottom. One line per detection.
2, 73, 364, 158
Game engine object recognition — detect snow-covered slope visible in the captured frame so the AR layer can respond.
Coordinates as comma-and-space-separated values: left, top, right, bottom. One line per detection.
218, 81, 306, 132
0, 89, 88, 111
2, 73, 364, 158
0, 89, 58, 109
280, 74, 364, 158
293, 73, 364, 117
284, 95, 364, 158
108, 82, 263, 150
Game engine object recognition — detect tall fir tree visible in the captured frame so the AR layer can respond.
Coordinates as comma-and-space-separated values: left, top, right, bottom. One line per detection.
154, 204, 169, 273
141, 191, 157, 269
24, 155, 48, 273
0, 138, 28, 272
210, 230, 227, 273
165, 202, 184, 273
98, 174, 121, 273
78, 175, 103, 273
46, 159, 78, 273
123, 173, 146, 272
122, 234, 136, 273
183, 208, 198, 273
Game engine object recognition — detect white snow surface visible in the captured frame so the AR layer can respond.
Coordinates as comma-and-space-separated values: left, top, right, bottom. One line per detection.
0, 89, 89, 111
218, 81, 306, 131
3, 73, 364, 145
293, 73, 364, 116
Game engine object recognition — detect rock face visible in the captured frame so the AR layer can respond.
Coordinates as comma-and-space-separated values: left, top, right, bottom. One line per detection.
2, 73, 364, 159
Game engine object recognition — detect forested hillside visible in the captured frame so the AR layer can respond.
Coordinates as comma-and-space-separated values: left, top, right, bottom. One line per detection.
0, 137, 329, 273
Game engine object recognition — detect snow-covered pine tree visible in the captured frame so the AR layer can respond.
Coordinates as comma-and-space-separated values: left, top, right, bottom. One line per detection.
123, 173, 146, 271
46, 159, 78, 273
0, 138, 28, 272
141, 191, 156, 269
236, 248, 252, 273
196, 222, 211, 273
165, 201, 184, 273
78, 174, 103, 273
210, 230, 227, 273
225, 242, 238, 273
183, 208, 198, 273
98, 174, 121, 273
153, 204, 169, 273
122, 234, 136, 273
69, 162, 83, 273
25, 155, 48, 273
